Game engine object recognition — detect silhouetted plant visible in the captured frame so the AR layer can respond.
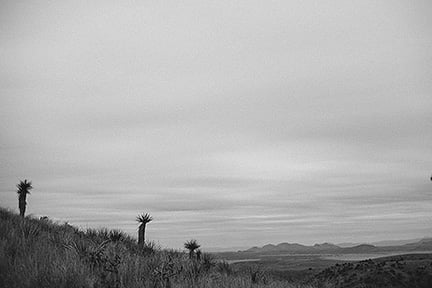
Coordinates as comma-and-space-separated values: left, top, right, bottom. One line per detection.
16, 179, 32, 217
184, 239, 200, 259
136, 213, 153, 246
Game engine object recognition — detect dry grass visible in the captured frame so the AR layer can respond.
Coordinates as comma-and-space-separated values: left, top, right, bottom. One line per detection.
0, 207, 315, 288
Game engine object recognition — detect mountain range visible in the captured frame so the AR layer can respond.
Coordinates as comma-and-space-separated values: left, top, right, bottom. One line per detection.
244, 237, 432, 254
337, 237, 428, 247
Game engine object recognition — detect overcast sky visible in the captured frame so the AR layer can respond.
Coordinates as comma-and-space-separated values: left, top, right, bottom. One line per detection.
1, 0, 431, 251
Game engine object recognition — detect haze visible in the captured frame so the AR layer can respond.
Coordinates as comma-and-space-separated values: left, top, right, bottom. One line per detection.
1, 0, 431, 250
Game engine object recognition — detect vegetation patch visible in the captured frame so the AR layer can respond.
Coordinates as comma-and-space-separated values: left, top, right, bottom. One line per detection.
0, 207, 310, 288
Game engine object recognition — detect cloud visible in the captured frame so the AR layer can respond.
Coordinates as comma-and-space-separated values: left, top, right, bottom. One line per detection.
1, 0, 432, 249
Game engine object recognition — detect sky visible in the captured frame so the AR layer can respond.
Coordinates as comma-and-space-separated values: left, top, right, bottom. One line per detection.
1, 0, 431, 251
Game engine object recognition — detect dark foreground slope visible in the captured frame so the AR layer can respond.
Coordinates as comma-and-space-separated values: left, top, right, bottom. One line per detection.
0, 208, 306, 288
312, 254, 432, 288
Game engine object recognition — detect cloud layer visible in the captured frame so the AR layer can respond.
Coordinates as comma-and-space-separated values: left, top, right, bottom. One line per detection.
1, 0, 432, 250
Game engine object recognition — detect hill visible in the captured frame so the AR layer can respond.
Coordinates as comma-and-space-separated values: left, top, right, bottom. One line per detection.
243, 239, 432, 255
339, 244, 379, 254
246, 242, 329, 254
372, 238, 429, 247
312, 254, 432, 288
337, 238, 432, 248
0, 207, 306, 288
2, 207, 431, 288
247, 242, 313, 253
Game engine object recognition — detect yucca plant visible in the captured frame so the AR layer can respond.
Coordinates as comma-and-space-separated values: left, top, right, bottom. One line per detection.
136, 213, 153, 246
184, 239, 200, 259
16, 179, 32, 217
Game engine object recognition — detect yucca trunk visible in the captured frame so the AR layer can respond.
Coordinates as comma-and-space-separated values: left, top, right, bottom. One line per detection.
138, 224, 145, 246
18, 195, 26, 217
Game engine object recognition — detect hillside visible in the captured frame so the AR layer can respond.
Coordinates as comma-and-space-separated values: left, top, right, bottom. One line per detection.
2, 207, 432, 288
0, 207, 304, 288
313, 254, 432, 288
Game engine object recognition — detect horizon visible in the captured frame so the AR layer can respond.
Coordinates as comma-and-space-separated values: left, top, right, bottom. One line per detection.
1, 1, 432, 250
1, 206, 431, 253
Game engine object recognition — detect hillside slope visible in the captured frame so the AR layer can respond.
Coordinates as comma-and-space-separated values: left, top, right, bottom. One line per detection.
0, 207, 303, 288
313, 254, 432, 288
2, 207, 431, 288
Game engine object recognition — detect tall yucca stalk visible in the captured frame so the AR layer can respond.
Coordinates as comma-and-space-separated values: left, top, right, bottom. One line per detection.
136, 213, 152, 246
16, 179, 32, 218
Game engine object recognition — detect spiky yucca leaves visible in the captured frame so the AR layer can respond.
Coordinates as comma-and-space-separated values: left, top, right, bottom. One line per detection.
136, 213, 153, 246
16, 179, 33, 217
184, 239, 200, 259
136, 213, 153, 224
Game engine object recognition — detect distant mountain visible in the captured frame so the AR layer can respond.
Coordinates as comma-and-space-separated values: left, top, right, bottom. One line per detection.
262, 244, 277, 251
336, 242, 361, 248
340, 244, 379, 254
243, 238, 432, 255
337, 237, 432, 248
313, 242, 340, 250
371, 238, 429, 247
402, 238, 432, 251
246, 242, 312, 253
275, 242, 310, 251
245, 242, 341, 254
